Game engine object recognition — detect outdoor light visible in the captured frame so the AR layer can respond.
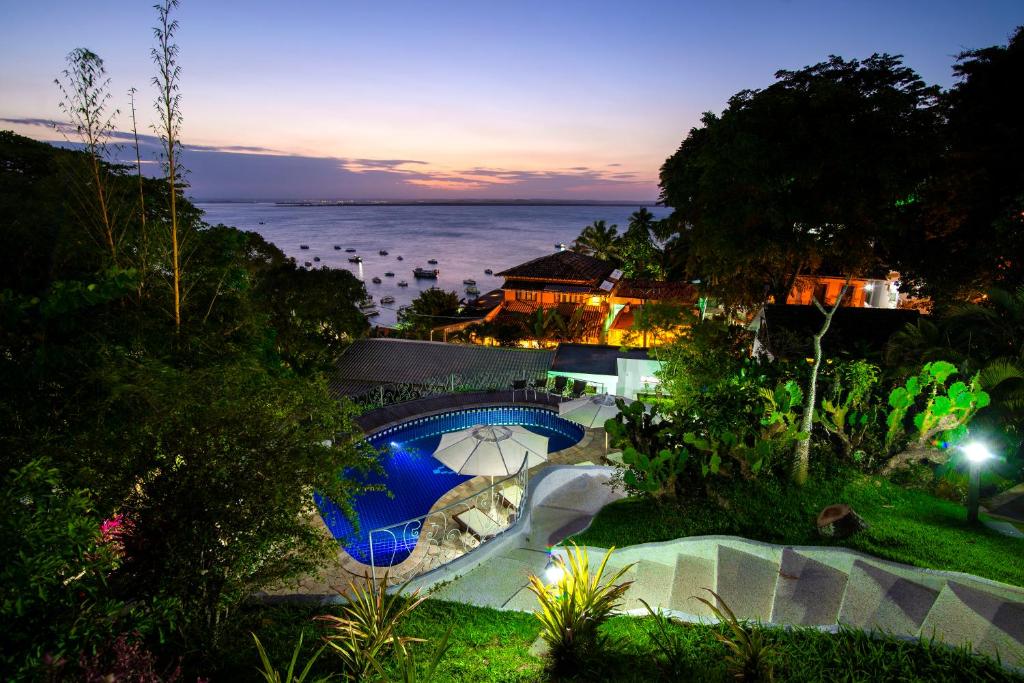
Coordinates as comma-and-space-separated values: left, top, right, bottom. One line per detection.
962, 441, 994, 524
545, 562, 565, 585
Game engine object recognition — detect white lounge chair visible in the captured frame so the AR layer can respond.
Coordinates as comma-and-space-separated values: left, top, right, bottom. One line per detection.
498, 483, 524, 508
455, 506, 504, 539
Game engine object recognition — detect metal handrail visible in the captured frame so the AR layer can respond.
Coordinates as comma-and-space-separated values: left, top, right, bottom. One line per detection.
365, 460, 530, 585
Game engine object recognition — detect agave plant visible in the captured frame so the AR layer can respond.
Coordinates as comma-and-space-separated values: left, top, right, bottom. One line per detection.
316, 573, 426, 680
526, 543, 635, 671
693, 589, 777, 682
382, 625, 454, 683
251, 631, 329, 683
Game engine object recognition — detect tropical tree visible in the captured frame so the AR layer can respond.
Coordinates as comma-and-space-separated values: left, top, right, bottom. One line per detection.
573, 219, 620, 261
618, 208, 664, 279
398, 287, 461, 339
910, 27, 1024, 301
659, 54, 941, 309
55, 47, 125, 266
521, 306, 564, 345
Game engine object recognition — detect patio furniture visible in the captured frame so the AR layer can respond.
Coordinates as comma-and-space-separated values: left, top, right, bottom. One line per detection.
511, 378, 529, 402
569, 379, 588, 398
559, 393, 634, 428
550, 375, 568, 398
529, 375, 548, 398
498, 482, 524, 508
455, 506, 504, 540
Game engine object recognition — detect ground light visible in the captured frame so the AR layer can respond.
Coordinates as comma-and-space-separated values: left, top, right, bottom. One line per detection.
962, 441, 994, 524
544, 554, 565, 584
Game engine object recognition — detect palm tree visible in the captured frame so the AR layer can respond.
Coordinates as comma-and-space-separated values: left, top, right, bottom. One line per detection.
628, 207, 656, 232
573, 220, 620, 261
521, 307, 564, 344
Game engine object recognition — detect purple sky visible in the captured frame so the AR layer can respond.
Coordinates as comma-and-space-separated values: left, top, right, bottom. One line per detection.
1, 1, 1021, 200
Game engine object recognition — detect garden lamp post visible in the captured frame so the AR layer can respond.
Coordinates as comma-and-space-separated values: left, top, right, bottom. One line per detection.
963, 442, 993, 524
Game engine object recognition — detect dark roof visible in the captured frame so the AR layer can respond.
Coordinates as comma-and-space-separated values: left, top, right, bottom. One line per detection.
756, 305, 921, 358
330, 339, 554, 395
496, 250, 614, 283
551, 343, 652, 376
616, 279, 699, 302
501, 279, 596, 294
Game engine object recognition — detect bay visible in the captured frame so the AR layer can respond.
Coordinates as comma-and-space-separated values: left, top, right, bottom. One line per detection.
196, 202, 672, 327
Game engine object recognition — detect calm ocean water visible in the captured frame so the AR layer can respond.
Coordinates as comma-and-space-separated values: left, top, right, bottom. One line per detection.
196, 203, 672, 327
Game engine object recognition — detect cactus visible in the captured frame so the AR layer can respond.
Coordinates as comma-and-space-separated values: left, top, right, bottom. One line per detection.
881, 361, 991, 474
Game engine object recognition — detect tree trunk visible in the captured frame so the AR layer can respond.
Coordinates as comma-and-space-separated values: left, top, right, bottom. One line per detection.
793, 276, 851, 485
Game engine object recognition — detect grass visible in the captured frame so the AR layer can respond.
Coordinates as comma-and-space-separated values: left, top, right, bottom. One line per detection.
569, 470, 1024, 587
215, 599, 1022, 682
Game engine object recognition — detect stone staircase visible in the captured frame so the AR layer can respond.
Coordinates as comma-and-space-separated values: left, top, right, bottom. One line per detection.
570, 538, 1024, 667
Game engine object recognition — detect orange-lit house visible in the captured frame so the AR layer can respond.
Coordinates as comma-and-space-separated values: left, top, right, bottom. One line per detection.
783, 272, 903, 309
480, 251, 698, 346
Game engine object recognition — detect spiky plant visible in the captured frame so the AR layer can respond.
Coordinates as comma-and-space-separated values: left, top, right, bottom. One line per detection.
526, 543, 634, 671
693, 589, 777, 681
316, 573, 425, 680
251, 631, 329, 683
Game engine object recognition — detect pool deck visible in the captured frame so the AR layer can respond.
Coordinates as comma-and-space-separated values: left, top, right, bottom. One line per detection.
260, 392, 611, 596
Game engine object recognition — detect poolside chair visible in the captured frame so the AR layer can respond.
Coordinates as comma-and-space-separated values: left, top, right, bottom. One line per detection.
498, 482, 524, 509
529, 375, 548, 399
550, 375, 568, 399
455, 506, 504, 540
511, 378, 528, 402
570, 379, 588, 398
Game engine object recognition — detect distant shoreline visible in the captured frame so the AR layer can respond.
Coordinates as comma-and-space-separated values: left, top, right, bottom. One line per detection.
195, 199, 661, 207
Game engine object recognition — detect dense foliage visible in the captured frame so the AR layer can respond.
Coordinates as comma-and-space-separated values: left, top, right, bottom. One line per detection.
0, 126, 372, 677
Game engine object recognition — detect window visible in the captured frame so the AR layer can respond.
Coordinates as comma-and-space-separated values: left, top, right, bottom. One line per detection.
519, 290, 537, 302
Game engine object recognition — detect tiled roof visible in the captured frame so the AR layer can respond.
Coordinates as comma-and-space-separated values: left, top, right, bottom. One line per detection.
330, 339, 554, 396
496, 250, 614, 283
552, 343, 653, 375
616, 279, 699, 302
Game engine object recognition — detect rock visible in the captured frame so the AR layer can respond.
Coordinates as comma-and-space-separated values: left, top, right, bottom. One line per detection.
816, 504, 869, 539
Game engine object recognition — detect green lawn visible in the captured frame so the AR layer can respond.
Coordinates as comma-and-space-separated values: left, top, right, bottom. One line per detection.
570, 472, 1024, 587
218, 599, 1021, 682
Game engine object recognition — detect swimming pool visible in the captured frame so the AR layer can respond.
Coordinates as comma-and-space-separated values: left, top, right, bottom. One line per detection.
316, 406, 585, 565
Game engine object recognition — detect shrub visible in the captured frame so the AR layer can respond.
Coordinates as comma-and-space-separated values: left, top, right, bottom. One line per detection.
526, 544, 634, 672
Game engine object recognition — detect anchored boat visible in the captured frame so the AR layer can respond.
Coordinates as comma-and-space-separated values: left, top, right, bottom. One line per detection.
348, 255, 363, 263
413, 267, 439, 279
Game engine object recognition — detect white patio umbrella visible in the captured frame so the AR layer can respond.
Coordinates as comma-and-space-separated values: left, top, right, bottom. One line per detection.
558, 393, 633, 428
560, 393, 636, 454
433, 425, 549, 506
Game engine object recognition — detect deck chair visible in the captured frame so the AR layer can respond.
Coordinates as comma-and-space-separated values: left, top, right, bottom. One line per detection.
498, 482, 524, 509
529, 375, 548, 398
455, 506, 504, 540
550, 375, 568, 398
570, 379, 588, 398
511, 378, 528, 402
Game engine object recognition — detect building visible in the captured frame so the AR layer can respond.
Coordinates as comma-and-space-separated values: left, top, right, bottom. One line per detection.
478, 251, 698, 346
783, 272, 902, 309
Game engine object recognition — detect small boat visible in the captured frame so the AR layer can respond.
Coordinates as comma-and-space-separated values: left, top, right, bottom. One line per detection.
365, 309, 380, 317
371, 277, 382, 284
555, 242, 567, 250
384, 271, 395, 277
304, 261, 312, 267
379, 249, 389, 255
300, 244, 310, 250
397, 280, 409, 287
413, 267, 439, 279
427, 259, 438, 265
258, 221, 265, 225
345, 247, 357, 253
466, 285, 480, 295
396, 255, 404, 261
484, 268, 493, 275
313, 256, 321, 262
463, 278, 476, 285
380, 296, 395, 304
348, 255, 363, 263
333, 245, 342, 250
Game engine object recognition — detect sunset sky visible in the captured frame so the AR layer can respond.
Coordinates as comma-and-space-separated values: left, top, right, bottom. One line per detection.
2, 1, 1021, 200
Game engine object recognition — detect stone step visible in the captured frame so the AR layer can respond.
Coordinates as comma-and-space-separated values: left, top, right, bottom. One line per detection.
919, 581, 1024, 666
770, 547, 849, 626
668, 553, 718, 618
837, 559, 939, 636
622, 559, 676, 613
715, 545, 779, 622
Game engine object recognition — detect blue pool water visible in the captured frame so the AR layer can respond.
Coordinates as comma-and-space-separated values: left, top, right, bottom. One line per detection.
316, 407, 585, 566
